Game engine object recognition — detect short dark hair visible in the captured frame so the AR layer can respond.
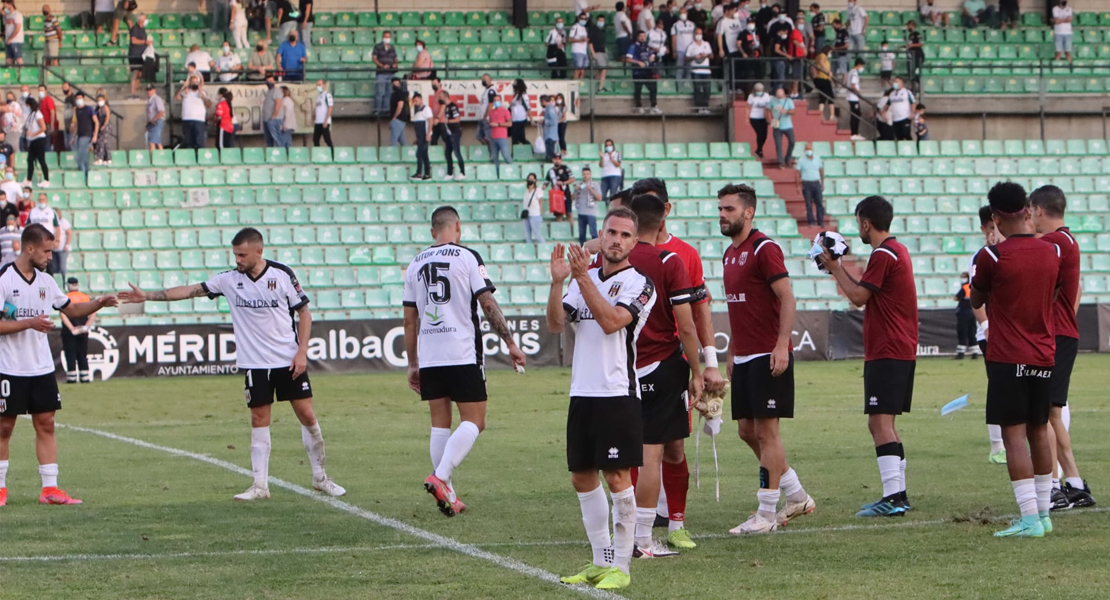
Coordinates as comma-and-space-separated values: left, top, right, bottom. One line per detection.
609, 188, 633, 207
810, 2, 820, 8
854, 195, 894, 232
854, 58, 866, 66
1030, 185, 1066, 218
916, 103, 926, 110
987, 181, 1028, 216
603, 206, 639, 230
431, 206, 460, 230
717, 183, 757, 209
21, 223, 54, 247
978, 206, 994, 227
629, 194, 667, 234
631, 177, 669, 204
615, 1, 625, 9
231, 227, 264, 246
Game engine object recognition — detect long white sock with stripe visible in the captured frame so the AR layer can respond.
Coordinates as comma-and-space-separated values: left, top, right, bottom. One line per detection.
576, 485, 613, 568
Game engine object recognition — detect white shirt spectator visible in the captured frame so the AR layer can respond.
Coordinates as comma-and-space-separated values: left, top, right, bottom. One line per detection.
847, 3, 867, 35
615, 10, 633, 39
879, 51, 894, 72
846, 68, 861, 101
686, 39, 712, 74
4, 9, 24, 44
26, 204, 59, 235
181, 90, 208, 121
94, 0, 113, 11
546, 27, 565, 46
600, 148, 622, 177
185, 49, 215, 72
647, 28, 668, 55
216, 51, 242, 82
711, 4, 725, 25
568, 21, 589, 54
746, 92, 771, 118
0, 180, 23, 206
56, 217, 70, 249
717, 16, 742, 53
636, 8, 655, 35
315, 89, 333, 125
522, 186, 543, 218
510, 92, 530, 122
1052, 5, 1072, 36
671, 19, 696, 55
888, 88, 915, 122
411, 104, 433, 122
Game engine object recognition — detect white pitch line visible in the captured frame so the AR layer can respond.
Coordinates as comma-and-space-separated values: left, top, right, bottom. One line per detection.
54, 422, 628, 600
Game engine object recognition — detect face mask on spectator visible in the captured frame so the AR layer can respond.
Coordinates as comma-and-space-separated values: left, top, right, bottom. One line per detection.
695, 33, 703, 41
20, 92, 28, 99
317, 85, 323, 93
494, 101, 502, 108
805, 150, 814, 157
223, 45, 231, 54
97, 100, 105, 107
416, 43, 424, 51
76, 98, 84, 107
605, 144, 614, 151
556, 22, 564, 29
37, 91, 44, 99
680, 12, 688, 20
256, 44, 264, 52
578, 18, 587, 25
893, 82, 901, 90
382, 36, 391, 45
597, 19, 605, 26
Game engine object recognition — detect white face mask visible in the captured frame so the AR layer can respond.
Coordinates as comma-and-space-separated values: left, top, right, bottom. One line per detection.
316, 85, 323, 93
75, 99, 84, 107
38, 201, 46, 208
97, 100, 105, 107
695, 34, 703, 41
679, 13, 687, 20
223, 46, 231, 54
20, 92, 28, 99
605, 145, 614, 151
416, 44, 424, 51
382, 37, 391, 45
37, 91, 44, 99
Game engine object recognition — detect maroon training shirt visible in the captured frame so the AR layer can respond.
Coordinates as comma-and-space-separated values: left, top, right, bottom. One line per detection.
628, 242, 695, 368
723, 230, 789, 356
1040, 227, 1080, 340
858, 237, 919, 361
972, 234, 1062, 366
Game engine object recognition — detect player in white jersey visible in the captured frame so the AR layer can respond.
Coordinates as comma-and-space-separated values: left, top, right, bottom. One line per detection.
119, 228, 345, 501
971, 206, 1006, 465
548, 207, 657, 591
0, 224, 116, 507
403, 206, 526, 517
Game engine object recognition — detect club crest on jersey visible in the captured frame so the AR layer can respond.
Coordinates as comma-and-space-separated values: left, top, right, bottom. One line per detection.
267, 279, 277, 291
724, 252, 749, 266
38, 288, 46, 300
607, 282, 623, 298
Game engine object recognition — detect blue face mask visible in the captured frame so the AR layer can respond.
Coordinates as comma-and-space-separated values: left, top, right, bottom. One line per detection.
893, 82, 900, 90
494, 101, 502, 108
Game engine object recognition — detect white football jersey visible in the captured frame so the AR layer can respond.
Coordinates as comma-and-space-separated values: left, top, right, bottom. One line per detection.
403, 243, 495, 368
0, 263, 72, 376
563, 266, 656, 398
202, 261, 309, 369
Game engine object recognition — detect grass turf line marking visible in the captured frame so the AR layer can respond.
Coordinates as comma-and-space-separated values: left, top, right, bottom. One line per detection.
56, 422, 629, 600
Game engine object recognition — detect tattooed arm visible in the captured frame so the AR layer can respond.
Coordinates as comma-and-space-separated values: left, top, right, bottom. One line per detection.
477, 290, 527, 370
118, 283, 209, 303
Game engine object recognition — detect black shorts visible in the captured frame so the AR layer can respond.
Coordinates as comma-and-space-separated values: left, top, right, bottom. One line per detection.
129, 55, 143, 70
731, 354, 795, 420
567, 396, 643, 472
986, 361, 1053, 426
881, 69, 893, 80
243, 367, 313, 408
0, 373, 61, 416
640, 351, 690, 444
420, 364, 487, 403
863, 359, 916, 415
1049, 336, 1078, 407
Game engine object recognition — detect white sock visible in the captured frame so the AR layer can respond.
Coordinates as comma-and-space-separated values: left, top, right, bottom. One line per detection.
899, 458, 907, 494
988, 425, 1004, 453
434, 421, 480, 483
635, 506, 656, 548
301, 423, 326, 480
756, 488, 780, 520
780, 468, 808, 503
1012, 478, 1038, 517
251, 426, 271, 489
1052, 477, 1061, 490
877, 455, 901, 498
576, 485, 612, 568
39, 463, 58, 488
1061, 404, 1070, 431
610, 487, 636, 574
1033, 474, 1052, 516
1066, 477, 1084, 490
429, 427, 450, 471
0, 459, 8, 488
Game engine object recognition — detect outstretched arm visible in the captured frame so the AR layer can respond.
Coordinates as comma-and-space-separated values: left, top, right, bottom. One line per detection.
478, 290, 526, 370
61, 295, 117, 319
119, 283, 208, 303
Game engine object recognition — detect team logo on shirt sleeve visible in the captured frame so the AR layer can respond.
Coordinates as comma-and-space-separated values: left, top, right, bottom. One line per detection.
607, 282, 623, 298
290, 276, 303, 293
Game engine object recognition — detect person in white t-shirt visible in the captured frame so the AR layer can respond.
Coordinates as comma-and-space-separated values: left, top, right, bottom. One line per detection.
637, 0, 656, 34
846, 0, 868, 60
598, 138, 623, 203
846, 58, 865, 140
671, 7, 696, 79
1053, 1, 1073, 63
119, 227, 347, 502
313, 79, 333, 149
185, 44, 215, 80
686, 29, 713, 112
746, 83, 772, 157
614, 1, 634, 57
569, 12, 591, 79
3, 4, 25, 66
215, 43, 242, 82
887, 77, 916, 141
53, 210, 70, 277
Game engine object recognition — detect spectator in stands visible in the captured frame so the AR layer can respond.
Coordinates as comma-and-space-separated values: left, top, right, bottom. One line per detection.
953, 272, 975, 359
555, 93, 570, 157
94, 0, 114, 36
689, 0, 707, 31
231, 0, 249, 48
846, 0, 867, 60
297, 0, 314, 50
216, 42, 242, 82
812, 45, 834, 119
247, 0, 268, 37
647, 18, 668, 71
569, 12, 590, 80
0, 168, 20, 213
614, 2, 634, 57
961, 0, 997, 29
888, 76, 916, 140
274, 0, 297, 40
408, 92, 432, 180
109, 0, 137, 46
186, 44, 216, 82
998, 0, 1018, 29
277, 85, 296, 148
831, 18, 849, 74
177, 81, 211, 150
410, 39, 433, 80
312, 79, 333, 149
878, 40, 894, 89
716, 3, 742, 83
545, 154, 575, 223
0, 213, 18, 265
508, 79, 530, 146
1052, 1, 1072, 63
770, 25, 789, 93
547, 17, 568, 79
16, 183, 32, 224
487, 94, 513, 177
919, 0, 950, 27
57, 83, 74, 153
789, 14, 807, 98
210, 0, 230, 37
687, 28, 712, 113
671, 5, 695, 79
214, 87, 236, 149
247, 40, 274, 80
810, 3, 826, 53
26, 191, 57, 238
598, 139, 623, 204
16, 85, 30, 152
914, 103, 928, 140
637, 0, 655, 34
746, 82, 770, 158
626, 30, 661, 114
0, 131, 12, 165
145, 84, 165, 151
905, 20, 924, 81
372, 31, 398, 115
128, 12, 151, 95
37, 86, 56, 151
442, 91, 465, 181
797, 142, 824, 226
659, 0, 678, 42
3, 0, 24, 66
389, 77, 408, 147
846, 58, 865, 140
277, 31, 307, 82
262, 73, 283, 147
24, 97, 48, 187
70, 93, 97, 180
574, 167, 602, 245
53, 209, 69, 276
0, 189, 15, 222
875, 88, 893, 140
61, 277, 91, 383
588, 17, 609, 90
42, 6, 61, 67
768, 87, 795, 169
475, 74, 495, 144
521, 173, 545, 244
541, 95, 559, 161
0, 93, 23, 151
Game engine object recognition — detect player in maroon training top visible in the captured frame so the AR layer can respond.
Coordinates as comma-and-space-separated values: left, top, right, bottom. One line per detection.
717, 184, 815, 535
624, 194, 703, 557
1030, 185, 1096, 510
819, 195, 918, 517
971, 182, 1063, 538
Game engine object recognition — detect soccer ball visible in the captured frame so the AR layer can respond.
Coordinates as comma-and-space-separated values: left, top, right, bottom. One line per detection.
809, 231, 849, 274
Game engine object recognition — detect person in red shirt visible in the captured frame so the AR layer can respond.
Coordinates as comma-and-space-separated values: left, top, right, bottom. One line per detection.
819, 195, 917, 517
624, 193, 702, 557
971, 182, 1062, 538
37, 85, 57, 148
719, 183, 814, 534
214, 88, 236, 149
486, 94, 512, 178
1030, 185, 1095, 510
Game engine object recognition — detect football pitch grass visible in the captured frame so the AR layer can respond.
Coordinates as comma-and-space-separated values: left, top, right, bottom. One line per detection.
2, 356, 1109, 599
